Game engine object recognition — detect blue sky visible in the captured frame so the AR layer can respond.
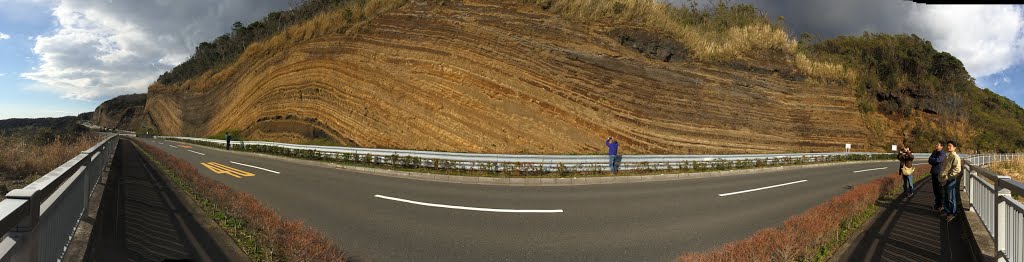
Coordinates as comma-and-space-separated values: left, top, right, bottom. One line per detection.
0, 0, 1023, 120
0, 0, 289, 119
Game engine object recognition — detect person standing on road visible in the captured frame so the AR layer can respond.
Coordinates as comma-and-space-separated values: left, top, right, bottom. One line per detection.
225, 132, 232, 151
940, 140, 963, 222
898, 146, 916, 197
606, 137, 620, 174
928, 142, 947, 211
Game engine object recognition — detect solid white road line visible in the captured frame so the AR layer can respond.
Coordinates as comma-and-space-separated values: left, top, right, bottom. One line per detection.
168, 145, 179, 148
187, 150, 206, 156
374, 195, 563, 213
718, 180, 808, 197
853, 167, 887, 173
230, 161, 281, 174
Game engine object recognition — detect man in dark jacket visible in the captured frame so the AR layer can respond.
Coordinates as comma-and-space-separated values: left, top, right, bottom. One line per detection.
897, 147, 915, 197
928, 142, 947, 211
225, 132, 232, 151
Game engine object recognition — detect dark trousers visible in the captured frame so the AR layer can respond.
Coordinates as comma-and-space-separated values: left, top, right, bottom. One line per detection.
226, 140, 231, 150
945, 178, 959, 215
931, 172, 944, 208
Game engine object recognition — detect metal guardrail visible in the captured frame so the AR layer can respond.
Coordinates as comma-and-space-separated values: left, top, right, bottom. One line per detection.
0, 134, 118, 261
963, 153, 1024, 262
158, 136, 905, 171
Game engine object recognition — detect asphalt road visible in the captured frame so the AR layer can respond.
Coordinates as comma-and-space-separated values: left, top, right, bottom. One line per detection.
137, 138, 922, 262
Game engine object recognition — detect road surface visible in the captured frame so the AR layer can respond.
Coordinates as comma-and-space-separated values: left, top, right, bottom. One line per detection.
137, 138, 917, 261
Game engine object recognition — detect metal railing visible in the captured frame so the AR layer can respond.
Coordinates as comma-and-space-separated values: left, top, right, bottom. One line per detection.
0, 134, 118, 261
158, 136, 905, 172
963, 153, 1024, 261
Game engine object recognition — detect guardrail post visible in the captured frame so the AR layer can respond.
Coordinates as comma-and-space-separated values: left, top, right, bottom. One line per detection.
996, 175, 1013, 257
968, 169, 976, 212
5, 189, 40, 261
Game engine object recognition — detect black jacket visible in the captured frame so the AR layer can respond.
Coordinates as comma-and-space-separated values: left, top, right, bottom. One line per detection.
928, 150, 947, 175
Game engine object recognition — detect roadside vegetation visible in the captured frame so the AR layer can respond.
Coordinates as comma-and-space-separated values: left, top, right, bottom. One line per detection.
678, 168, 928, 261
131, 138, 346, 261
0, 116, 101, 196
168, 138, 895, 178
991, 157, 1024, 183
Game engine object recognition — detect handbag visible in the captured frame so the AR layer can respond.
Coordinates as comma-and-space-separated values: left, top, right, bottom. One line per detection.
900, 165, 915, 176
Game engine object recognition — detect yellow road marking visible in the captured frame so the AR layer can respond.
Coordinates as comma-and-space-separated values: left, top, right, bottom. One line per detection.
175, 143, 192, 149
200, 162, 255, 179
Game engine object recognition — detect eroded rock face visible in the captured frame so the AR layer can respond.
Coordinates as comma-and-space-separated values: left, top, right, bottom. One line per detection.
141, 0, 870, 154
609, 28, 688, 62
93, 94, 147, 131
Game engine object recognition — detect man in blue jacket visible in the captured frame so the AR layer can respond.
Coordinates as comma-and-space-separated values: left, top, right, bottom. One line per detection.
606, 137, 619, 174
928, 142, 947, 211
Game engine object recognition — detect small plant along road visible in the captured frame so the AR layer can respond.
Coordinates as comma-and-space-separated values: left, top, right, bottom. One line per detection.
138, 138, 922, 261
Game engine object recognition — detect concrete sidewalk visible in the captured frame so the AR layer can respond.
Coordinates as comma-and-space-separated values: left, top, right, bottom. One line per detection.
82, 139, 246, 261
836, 175, 973, 262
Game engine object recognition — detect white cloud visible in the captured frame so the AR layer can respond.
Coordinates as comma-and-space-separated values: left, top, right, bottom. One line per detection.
0, 33, 10, 40
718, 1, 1024, 81
1004, 77, 1012, 84
20, 0, 290, 101
908, 5, 1024, 79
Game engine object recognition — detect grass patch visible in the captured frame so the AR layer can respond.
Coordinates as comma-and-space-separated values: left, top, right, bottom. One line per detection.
0, 131, 103, 196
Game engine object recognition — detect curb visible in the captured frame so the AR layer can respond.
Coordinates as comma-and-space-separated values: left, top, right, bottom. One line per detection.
157, 138, 893, 186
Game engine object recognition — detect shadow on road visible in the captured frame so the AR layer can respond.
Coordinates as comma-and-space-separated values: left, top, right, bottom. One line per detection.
838, 175, 971, 262
84, 138, 240, 261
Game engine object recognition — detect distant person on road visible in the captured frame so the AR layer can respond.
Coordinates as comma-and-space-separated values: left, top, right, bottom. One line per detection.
606, 137, 620, 174
940, 140, 963, 222
897, 146, 915, 197
928, 142, 947, 211
225, 132, 232, 151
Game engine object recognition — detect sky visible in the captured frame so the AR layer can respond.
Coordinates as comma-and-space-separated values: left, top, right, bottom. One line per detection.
0, 0, 1023, 119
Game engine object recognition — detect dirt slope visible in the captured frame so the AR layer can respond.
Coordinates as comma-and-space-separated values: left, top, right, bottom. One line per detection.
141, 0, 870, 154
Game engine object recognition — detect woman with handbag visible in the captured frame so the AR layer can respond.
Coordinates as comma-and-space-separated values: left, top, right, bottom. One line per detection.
898, 147, 916, 197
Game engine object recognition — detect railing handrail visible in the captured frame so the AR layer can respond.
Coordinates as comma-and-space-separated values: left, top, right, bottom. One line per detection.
0, 134, 118, 261
962, 153, 1024, 261
158, 136, 899, 164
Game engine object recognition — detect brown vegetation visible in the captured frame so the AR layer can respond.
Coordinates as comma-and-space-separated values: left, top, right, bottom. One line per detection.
677, 169, 922, 261
132, 138, 345, 261
991, 157, 1024, 182
0, 132, 103, 195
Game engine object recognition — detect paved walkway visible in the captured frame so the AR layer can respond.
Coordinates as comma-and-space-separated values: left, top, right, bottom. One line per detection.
83, 139, 244, 261
838, 175, 973, 262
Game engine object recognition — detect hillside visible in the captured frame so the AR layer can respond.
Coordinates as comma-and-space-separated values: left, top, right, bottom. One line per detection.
91, 93, 147, 131
114, 0, 1022, 154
